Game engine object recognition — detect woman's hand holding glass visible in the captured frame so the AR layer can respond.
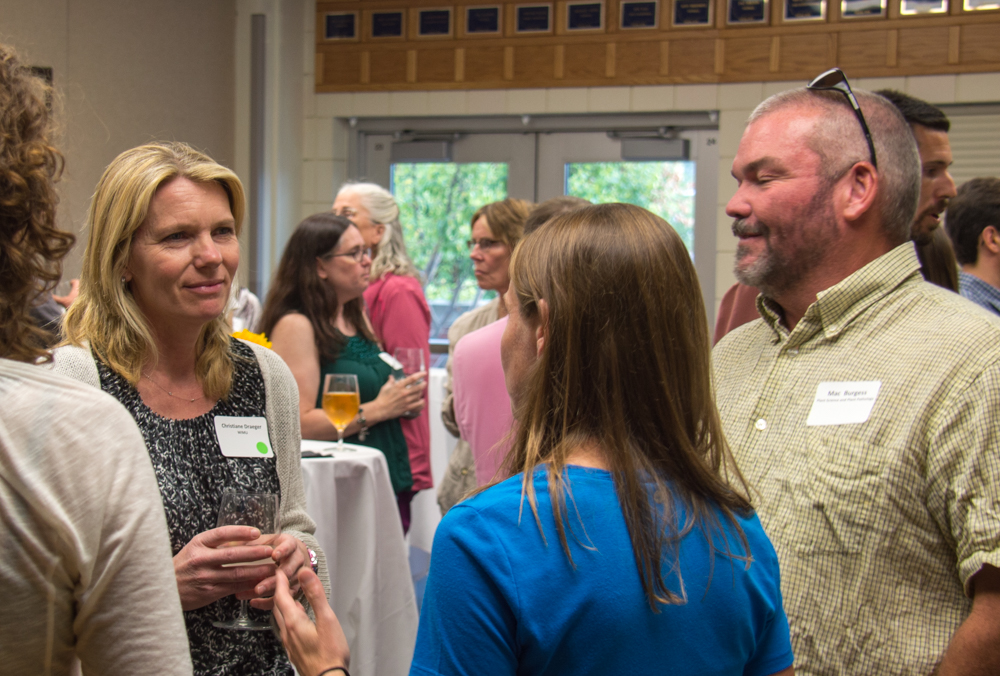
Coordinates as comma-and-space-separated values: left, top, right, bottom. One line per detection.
371, 370, 427, 421
172, 525, 277, 612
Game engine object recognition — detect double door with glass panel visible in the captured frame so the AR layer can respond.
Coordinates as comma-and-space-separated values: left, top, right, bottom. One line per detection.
358, 128, 719, 344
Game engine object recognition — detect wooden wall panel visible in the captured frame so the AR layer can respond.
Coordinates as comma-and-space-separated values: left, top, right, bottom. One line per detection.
315, 1, 1000, 92
837, 30, 889, 72
564, 43, 608, 80
514, 45, 559, 82
725, 37, 772, 78
961, 24, 1000, 65
616, 41, 662, 80
669, 39, 716, 80
417, 47, 457, 82
779, 34, 830, 75
369, 49, 409, 84
898, 27, 951, 69
323, 51, 363, 86
465, 46, 506, 81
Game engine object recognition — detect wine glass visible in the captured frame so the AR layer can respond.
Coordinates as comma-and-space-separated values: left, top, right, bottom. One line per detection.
211, 491, 280, 631
322, 373, 360, 450
393, 348, 425, 419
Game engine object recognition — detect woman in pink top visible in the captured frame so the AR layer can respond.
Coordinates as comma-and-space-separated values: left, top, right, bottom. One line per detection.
334, 183, 432, 531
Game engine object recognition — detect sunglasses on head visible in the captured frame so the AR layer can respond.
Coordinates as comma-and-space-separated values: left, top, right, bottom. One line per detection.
807, 68, 878, 169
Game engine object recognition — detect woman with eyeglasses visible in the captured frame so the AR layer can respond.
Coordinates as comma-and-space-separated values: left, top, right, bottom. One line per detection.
438, 198, 532, 513
333, 183, 432, 532
261, 213, 426, 511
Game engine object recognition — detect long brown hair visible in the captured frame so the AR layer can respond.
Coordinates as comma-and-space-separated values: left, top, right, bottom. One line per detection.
260, 212, 374, 363
0, 45, 74, 363
502, 203, 753, 610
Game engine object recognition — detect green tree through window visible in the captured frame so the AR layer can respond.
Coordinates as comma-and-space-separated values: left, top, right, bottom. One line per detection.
566, 161, 696, 254
392, 162, 508, 339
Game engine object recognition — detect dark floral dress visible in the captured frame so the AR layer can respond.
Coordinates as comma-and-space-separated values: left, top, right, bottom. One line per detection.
98, 340, 291, 675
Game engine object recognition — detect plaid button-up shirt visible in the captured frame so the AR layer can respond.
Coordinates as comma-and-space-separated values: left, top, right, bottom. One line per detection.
958, 270, 1000, 317
714, 243, 1000, 675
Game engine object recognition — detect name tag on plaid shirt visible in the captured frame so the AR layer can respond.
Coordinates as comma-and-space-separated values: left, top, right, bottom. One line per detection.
806, 381, 882, 426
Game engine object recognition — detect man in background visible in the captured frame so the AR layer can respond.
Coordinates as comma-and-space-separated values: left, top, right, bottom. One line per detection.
946, 177, 1000, 315
877, 89, 959, 291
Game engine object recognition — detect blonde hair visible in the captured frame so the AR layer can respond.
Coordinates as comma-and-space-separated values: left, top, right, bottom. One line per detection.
336, 182, 420, 281
62, 142, 246, 399
500, 203, 752, 610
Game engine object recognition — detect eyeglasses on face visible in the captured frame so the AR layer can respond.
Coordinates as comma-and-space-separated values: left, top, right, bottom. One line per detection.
335, 206, 360, 220
806, 68, 878, 169
467, 238, 503, 252
324, 246, 372, 263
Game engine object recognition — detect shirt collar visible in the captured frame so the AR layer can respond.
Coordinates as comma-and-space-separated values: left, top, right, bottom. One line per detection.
958, 271, 1000, 315
758, 242, 922, 346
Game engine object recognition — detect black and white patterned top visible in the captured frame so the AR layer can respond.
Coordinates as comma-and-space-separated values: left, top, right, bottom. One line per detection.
98, 339, 291, 676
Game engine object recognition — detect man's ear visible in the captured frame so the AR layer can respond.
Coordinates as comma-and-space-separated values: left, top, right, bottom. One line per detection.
535, 298, 549, 357
981, 226, 1000, 256
841, 162, 879, 224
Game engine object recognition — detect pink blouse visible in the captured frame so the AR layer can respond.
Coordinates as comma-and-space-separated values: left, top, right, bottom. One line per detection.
364, 273, 433, 491
452, 317, 513, 487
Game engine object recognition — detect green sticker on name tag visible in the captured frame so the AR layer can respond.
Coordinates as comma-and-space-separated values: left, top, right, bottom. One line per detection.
213, 416, 274, 458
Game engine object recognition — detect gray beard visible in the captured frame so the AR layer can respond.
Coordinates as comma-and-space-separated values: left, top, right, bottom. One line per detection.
731, 189, 839, 298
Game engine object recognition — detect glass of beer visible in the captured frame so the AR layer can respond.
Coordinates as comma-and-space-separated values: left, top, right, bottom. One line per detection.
323, 373, 360, 450
212, 491, 280, 631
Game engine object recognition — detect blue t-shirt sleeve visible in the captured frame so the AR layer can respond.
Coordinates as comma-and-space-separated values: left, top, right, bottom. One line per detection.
410, 504, 519, 676
742, 518, 794, 676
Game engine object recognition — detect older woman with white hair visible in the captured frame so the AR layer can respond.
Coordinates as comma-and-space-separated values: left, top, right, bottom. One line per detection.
333, 182, 431, 531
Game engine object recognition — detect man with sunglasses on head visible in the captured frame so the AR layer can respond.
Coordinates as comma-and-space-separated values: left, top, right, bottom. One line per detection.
713, 71, 1000, 675
713, 89, 959, 343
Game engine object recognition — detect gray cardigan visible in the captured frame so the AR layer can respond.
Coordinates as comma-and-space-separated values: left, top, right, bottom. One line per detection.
50, 340, 330, 596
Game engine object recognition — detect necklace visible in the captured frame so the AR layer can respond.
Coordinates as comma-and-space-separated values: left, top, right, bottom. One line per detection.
142, 372, 206, 403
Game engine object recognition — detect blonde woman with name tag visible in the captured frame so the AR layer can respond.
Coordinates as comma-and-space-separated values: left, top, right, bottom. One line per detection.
53, 142, 327, 676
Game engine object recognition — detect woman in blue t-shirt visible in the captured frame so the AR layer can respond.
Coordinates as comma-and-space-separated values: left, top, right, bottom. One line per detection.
272, 203, 794, 676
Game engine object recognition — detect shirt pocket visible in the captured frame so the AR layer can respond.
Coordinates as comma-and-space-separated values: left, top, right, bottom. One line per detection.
783, 433, 890, 556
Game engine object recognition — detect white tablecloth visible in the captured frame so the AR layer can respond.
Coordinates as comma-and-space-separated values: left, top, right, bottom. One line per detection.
300, 441, 418, 676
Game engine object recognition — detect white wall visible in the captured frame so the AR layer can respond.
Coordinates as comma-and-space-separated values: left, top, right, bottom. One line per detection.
0, 0, 237, 277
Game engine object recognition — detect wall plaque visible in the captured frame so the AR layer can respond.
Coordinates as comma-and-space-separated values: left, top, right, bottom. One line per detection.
674, 0, 713, 24
784, 0, 826, 19
900, 0, 947, 12
841, 0, 886, 17
567, 1, 605, 29
728, 0, 769, 23
325, 12, 357, 40
516, 4, 553, 31
466, 6, 501, 33
372, 11, 404, 38
621, 0, 659, 28
418, 8, 453, 36
965, 0, 1000, 8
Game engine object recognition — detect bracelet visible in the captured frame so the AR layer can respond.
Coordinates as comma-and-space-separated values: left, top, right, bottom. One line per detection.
308, 548, 318, 574
317, 668, 349, 676
357, 407, 369, 442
